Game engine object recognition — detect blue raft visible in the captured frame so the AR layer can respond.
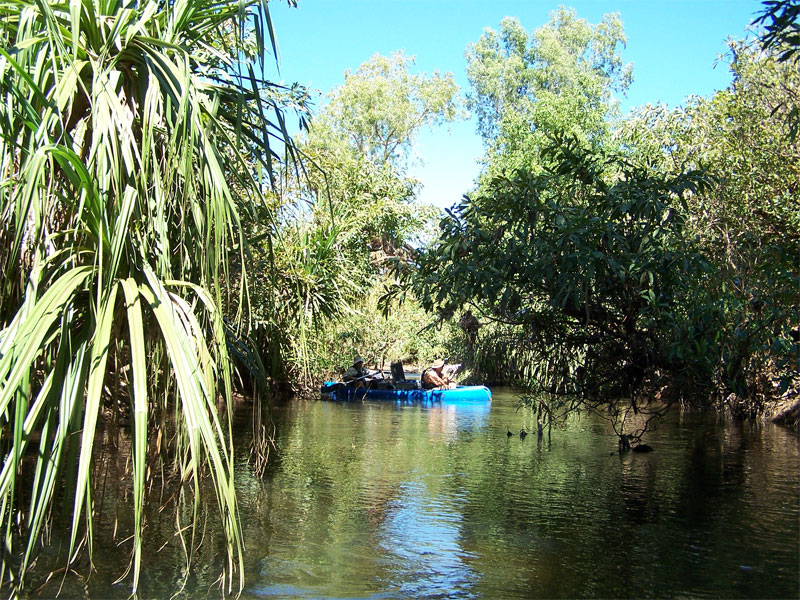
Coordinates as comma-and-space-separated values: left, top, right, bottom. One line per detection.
321, 382, 492, 404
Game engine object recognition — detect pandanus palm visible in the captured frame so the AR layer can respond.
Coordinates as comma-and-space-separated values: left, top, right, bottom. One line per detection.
0, 0, 294, 592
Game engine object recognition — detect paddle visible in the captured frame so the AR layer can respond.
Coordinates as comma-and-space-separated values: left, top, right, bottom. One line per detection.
356, 376, 375, 401
322, 368, 384, 397
353, 367, 394, 400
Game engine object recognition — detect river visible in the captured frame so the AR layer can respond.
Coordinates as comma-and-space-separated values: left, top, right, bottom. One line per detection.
27, 388, 799, 598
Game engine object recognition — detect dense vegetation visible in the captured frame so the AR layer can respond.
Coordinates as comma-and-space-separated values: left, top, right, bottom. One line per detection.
243, 51, 463, 388
0, 0, 796, 594
0, 0, 303, 592
390, 7, 799, 440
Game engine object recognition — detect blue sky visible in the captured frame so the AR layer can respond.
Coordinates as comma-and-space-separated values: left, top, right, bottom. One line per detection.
268, 0, 763, 208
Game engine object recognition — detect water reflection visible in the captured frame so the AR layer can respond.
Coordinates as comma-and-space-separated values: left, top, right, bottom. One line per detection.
28, 390, 799, 599
427, 401, 490, 443
379, 481, 477, 598
242, 391, 798, 600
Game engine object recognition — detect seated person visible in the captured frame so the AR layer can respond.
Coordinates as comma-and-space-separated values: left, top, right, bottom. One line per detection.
421, 359, 457, 390
343, 355, 370, 388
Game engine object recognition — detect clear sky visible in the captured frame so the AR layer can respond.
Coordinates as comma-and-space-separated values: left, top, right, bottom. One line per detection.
267, 0, 763, 208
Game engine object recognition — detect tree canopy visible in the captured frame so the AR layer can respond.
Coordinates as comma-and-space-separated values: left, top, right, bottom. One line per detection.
466, 8, 631, 177
391, 135, 716, 434
387, 2, 799, 437
302, 51, 460, 256
245, 52, 462, 385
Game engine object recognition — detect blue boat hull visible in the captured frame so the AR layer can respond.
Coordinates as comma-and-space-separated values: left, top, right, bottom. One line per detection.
321, 382, 491, 404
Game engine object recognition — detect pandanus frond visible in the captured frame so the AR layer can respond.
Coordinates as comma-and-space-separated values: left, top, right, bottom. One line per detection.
0, 0, 298, 593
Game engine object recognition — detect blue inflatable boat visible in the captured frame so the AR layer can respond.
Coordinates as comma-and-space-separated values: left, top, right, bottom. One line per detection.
321, 381, 492, 404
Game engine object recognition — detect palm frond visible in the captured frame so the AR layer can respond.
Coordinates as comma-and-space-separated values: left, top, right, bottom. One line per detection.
0, 0, 299, 593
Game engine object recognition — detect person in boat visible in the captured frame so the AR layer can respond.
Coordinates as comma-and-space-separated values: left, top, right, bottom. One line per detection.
343, 355, 371, 388
421, 359, 457, 390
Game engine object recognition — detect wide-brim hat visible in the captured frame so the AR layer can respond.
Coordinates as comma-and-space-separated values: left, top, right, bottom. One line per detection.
353, 355, 365, 366
432, 359, 445, 369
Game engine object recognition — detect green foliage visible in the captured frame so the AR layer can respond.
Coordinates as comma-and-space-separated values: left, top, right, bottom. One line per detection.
619, 43, 799, 245
0, 0, 298, 592
302, 51, 460, 257
248, 212, 369, 384
246, 53, 461, 386
466, 8, 631, 177
756, 0, 800, 139
756, 0, 800, 62
394, 135, 718, 431
315, 51, 461, 167
617, 38, 800, 409
307, 285, 461, 381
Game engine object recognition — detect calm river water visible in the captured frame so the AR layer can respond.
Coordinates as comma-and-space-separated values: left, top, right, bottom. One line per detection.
32, 388, 799, 599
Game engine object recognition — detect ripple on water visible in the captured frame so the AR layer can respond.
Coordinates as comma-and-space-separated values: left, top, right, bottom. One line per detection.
223, 395, 799, 599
